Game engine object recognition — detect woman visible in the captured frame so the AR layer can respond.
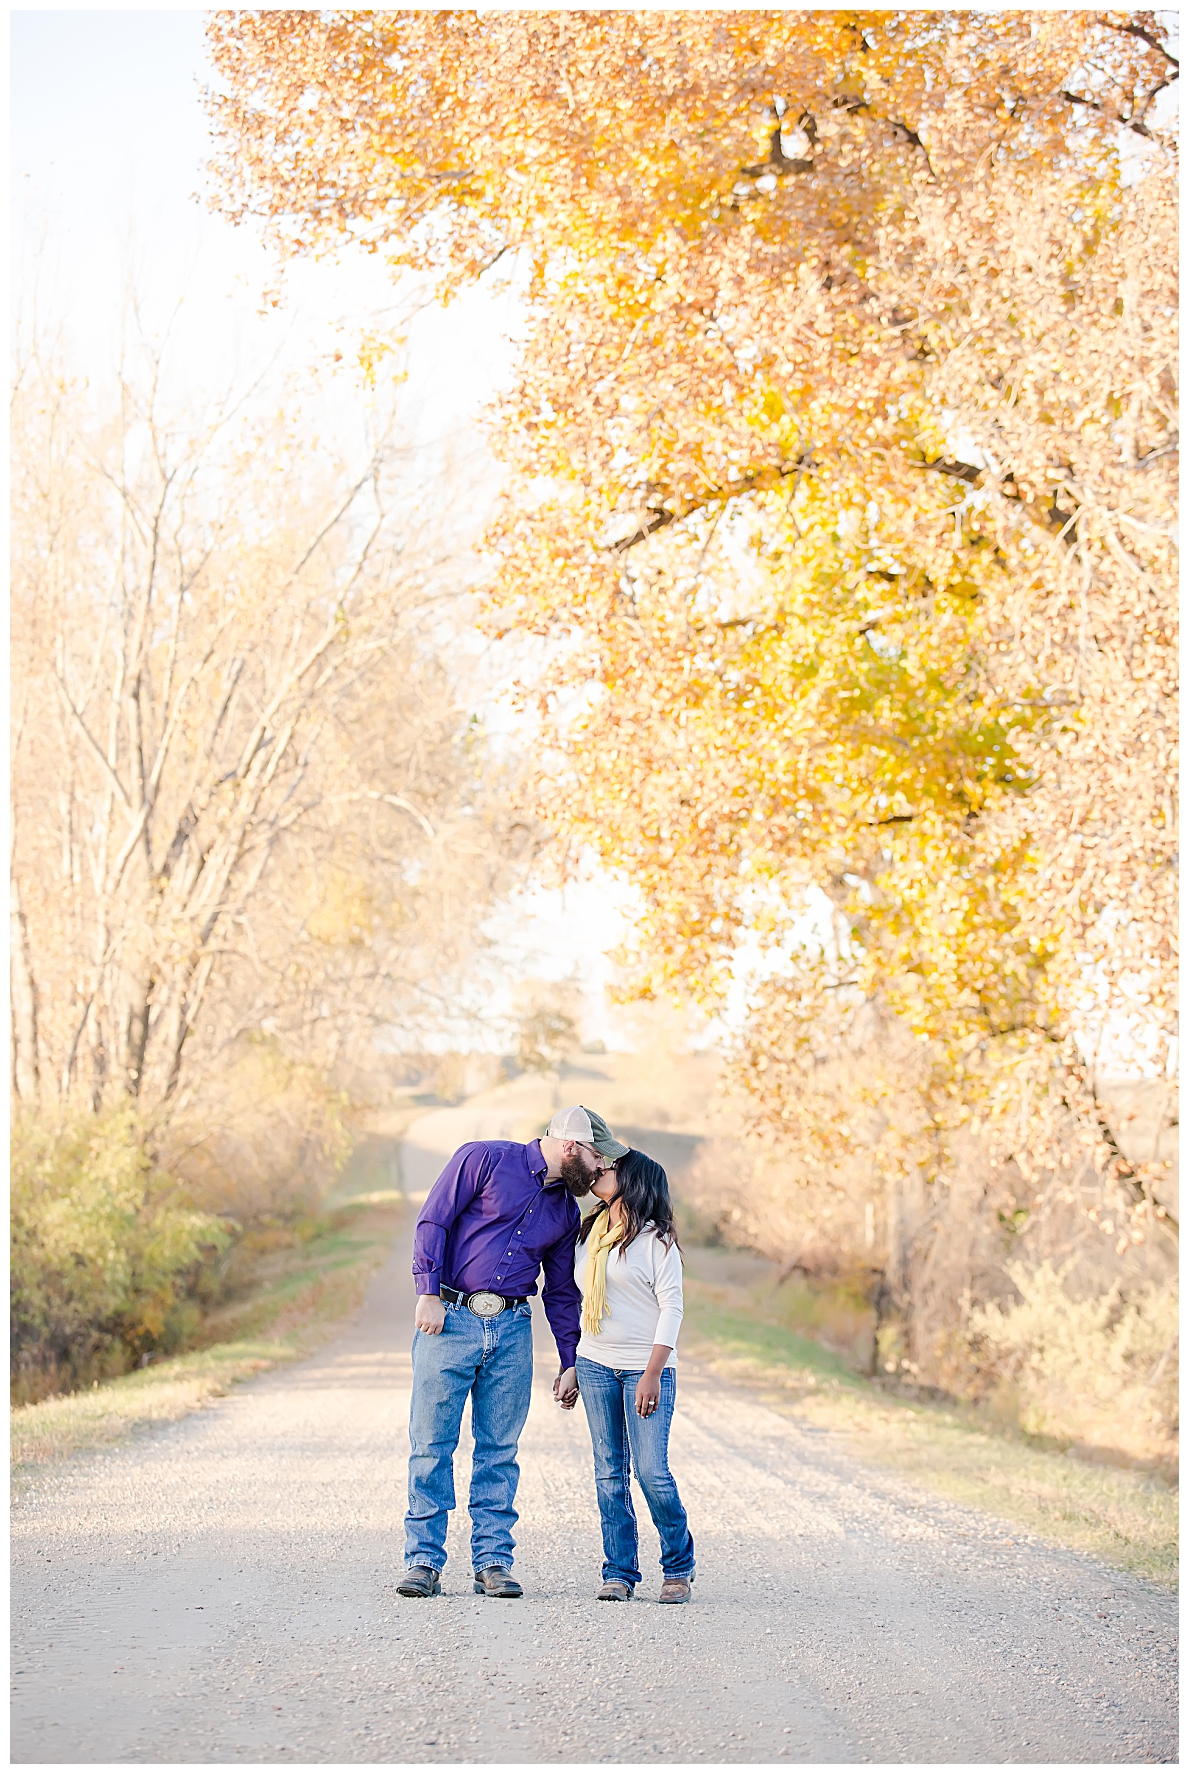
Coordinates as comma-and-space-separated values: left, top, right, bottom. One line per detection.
573, 1147, 695, 1603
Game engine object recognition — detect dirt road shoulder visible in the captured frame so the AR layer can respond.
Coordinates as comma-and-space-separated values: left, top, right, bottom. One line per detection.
682, 1285, 1177, 1587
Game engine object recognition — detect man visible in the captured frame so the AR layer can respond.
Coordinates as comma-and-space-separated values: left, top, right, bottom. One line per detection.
398, 1104, 629, 1598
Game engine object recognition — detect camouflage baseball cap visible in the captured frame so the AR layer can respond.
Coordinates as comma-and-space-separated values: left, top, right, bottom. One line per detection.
582, 1106, 630, 1161
546, 1104, 630, 1161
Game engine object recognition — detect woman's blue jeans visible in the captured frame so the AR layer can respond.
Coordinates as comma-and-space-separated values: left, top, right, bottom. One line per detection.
576, 1355, 695, 1588
405, 1300, 533, 1574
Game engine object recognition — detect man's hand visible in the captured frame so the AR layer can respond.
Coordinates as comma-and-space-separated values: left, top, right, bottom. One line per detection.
415, 1294, 446, 1335
553, 1366, 579, 1410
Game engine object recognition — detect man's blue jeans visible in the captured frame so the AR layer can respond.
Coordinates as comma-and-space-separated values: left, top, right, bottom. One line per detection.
405, 1300, 533, 1574
576, 1355, 695, 1588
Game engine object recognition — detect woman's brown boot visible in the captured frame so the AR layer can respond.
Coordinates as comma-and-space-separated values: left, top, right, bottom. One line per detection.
658, 1575, 692, 1604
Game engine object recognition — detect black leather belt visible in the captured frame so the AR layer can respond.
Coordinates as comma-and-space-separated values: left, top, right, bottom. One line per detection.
441, 1285, 528, 1318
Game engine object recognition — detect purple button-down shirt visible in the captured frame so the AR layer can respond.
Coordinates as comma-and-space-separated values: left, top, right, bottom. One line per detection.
411, 1139, 582, 1367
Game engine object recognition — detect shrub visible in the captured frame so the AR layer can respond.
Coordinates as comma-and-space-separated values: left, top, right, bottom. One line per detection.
163, 1037, 352, 1223
969, 1260, 1178, 1466
10, 1107, 232, 1403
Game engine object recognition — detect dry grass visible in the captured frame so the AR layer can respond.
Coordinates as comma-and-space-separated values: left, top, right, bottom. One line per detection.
682, 1282, 1178, 1589
11, 1204, 400, 1479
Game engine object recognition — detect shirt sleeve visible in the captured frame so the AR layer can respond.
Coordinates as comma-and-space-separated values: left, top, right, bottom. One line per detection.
653, 1238, 684, 1350
540, 1218, 582, 1369
411, 1144, 490, 1295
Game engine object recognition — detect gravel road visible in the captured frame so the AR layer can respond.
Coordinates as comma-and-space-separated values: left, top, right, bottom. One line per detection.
12, 1229, 1177, 1764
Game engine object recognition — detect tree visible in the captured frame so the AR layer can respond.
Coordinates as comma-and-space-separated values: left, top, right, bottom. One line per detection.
207, 12, 1177, 1380
11, 327, 523, 1166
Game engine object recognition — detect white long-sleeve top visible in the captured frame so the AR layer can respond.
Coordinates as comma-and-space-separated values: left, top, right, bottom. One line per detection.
573, 1223, 684, 1370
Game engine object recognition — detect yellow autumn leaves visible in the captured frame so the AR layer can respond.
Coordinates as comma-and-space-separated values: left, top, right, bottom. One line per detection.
205, 12, 1177, 1387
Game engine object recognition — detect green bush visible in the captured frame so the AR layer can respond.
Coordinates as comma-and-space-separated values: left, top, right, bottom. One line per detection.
969, 1259, 1178, 1465
11, 1107, 233, 1404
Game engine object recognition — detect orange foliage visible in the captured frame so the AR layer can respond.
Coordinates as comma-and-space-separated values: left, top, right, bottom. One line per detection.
207, 14, 1178, 1363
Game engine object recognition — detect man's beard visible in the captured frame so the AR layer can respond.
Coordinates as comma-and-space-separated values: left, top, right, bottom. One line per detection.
559, 1154, 594, 1196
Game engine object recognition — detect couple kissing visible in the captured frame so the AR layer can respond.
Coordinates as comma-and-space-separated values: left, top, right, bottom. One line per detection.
398, 1104, 695, 1604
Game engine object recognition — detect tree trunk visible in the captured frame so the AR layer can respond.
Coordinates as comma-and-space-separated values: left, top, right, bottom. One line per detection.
125, 986, 154, 1098
10, 875, 40, 1101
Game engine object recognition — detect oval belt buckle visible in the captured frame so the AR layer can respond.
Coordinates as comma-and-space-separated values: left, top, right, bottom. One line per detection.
467, 1290, 505, 1318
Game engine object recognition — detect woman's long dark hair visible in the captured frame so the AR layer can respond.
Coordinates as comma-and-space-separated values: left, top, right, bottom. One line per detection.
578, 1148, 681, 1256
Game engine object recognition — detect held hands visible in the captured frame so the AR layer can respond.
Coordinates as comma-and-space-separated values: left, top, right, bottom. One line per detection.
415, 1294, 446, 1335
554, 1366, 579, 1410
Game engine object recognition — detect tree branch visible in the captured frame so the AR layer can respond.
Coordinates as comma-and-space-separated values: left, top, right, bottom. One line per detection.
1060, 85, 1174, 139
611, 457, 810, 552
741, 123, 813, 178
365, 789, 436, 840
53, 673, 134, 811
911, 456, 983, 486
1102, 20, 1178, 67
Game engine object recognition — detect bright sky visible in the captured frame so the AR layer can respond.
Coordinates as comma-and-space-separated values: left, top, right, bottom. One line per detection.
11, 7, 636, 1050
11, 12, 520, 429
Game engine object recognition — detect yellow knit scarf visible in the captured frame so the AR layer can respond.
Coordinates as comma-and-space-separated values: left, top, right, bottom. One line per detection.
581, 1212, 624, 1338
